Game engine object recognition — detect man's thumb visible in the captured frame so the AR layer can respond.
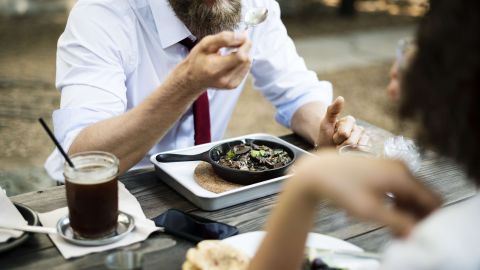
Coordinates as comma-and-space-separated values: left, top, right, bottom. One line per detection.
325, 96, 345, 123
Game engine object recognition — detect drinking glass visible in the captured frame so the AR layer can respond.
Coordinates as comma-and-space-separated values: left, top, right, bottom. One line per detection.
64, 151, 119, 239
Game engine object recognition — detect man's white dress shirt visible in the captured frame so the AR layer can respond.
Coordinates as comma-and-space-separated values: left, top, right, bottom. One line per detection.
45, 0, 333, 181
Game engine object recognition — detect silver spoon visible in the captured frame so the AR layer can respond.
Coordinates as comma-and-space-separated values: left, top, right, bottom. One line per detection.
243, 7, 268, 30
224, 7, 268, 54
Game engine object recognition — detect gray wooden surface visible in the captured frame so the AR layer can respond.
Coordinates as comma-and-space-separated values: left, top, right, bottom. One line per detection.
1, 123, 476, 269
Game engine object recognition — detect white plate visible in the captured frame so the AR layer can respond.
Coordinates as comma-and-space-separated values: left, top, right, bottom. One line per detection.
222, 231, 380, 270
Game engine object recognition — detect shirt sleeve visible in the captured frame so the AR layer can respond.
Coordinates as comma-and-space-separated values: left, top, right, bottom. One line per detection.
250, 0, 333, 128
45, 1, 135, 181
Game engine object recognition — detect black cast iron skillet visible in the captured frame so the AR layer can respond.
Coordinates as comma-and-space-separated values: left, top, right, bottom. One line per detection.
155, 139, 296, 185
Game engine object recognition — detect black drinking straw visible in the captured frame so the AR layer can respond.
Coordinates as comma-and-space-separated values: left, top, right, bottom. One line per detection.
38, 118, 75, 168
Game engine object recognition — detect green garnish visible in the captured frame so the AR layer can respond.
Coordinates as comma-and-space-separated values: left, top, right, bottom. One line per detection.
226, 150, 236, 159
250, 150, 261, 157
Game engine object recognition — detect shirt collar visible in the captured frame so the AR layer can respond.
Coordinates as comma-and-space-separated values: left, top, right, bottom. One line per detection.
148, 0, 193, 49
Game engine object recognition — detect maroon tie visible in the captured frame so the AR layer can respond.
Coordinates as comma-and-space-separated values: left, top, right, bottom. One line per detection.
179, 38, 211, 145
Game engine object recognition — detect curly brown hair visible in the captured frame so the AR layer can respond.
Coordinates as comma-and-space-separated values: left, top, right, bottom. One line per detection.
400, 0, 480, 183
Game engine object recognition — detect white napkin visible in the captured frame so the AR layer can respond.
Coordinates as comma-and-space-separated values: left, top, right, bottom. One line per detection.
38, 183, 160, 259
0, 187, 28, 243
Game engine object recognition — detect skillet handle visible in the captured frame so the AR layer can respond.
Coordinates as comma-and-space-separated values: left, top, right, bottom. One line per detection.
155, 151, 210, 163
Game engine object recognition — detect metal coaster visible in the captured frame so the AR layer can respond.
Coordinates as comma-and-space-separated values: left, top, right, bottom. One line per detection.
0, 203, 40, 253
56, 211, 135, 246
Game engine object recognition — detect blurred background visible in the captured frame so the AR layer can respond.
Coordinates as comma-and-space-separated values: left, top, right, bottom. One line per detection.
0, 0, 427, 195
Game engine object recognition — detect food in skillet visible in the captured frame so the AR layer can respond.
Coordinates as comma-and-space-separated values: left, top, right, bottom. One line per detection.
217, 143, 292, 171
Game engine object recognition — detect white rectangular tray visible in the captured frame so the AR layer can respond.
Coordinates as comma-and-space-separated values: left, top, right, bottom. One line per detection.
150, 133, 312, 211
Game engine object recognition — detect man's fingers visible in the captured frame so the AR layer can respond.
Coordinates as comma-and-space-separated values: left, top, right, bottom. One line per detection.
200, 31, 247, 54
222, 40, 252, 67
332, 116, 355, 145
237, 37, 252, 55
218, 58, 251, 89
358, 132, 370, 146
325, 96, 345, 124
212, 39, 252, 74
340, 126, 364, 146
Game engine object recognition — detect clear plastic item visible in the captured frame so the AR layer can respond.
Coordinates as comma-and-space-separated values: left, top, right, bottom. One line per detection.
383, 136, 421, 173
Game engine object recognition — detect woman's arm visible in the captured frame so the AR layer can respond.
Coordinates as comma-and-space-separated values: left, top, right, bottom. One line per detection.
248, 151, 441, 270
247, 178, 317, 270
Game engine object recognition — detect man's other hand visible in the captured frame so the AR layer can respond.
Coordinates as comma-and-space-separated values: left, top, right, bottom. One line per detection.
317, 96, 370, 148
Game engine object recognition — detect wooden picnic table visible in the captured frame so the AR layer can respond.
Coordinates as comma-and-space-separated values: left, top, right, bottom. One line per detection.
0, 121, 476, 269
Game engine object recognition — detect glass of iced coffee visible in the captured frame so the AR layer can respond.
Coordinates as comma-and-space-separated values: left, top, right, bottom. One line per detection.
64, 151, 119, 239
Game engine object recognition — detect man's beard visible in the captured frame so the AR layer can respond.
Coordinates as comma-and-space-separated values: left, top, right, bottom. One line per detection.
168, 0, 242, 39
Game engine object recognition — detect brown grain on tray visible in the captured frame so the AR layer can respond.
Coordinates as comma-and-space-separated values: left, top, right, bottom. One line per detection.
193, 162, 244, 193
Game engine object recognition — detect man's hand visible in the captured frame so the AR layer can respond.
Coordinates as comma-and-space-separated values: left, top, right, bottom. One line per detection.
292, 151, 442, 237
317, 96, 369, 147
177, 31, 252, 93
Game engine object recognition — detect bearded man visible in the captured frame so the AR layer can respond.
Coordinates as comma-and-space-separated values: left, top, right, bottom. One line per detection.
45, 0, 369, 180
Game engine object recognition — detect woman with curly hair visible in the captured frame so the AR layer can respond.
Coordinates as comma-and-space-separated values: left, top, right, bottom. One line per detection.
248, 0, 480, 269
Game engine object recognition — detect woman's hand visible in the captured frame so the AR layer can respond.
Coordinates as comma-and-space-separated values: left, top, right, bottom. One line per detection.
293, 150, 442, 237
